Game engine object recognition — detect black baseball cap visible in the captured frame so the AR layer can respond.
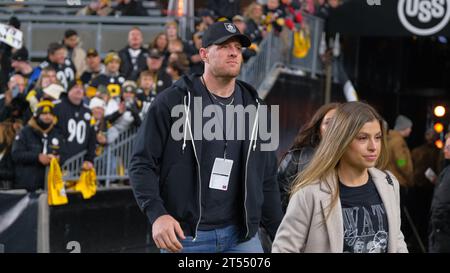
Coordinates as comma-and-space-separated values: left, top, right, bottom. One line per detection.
11, 47, 29, 62
148, 48, 163, 59
202, 21, 251, 48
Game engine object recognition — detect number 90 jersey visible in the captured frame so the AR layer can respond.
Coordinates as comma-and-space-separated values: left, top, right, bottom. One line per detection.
53, 96, 96, 163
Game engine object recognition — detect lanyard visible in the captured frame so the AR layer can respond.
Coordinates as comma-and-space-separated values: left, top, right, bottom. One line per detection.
201, 76, 235, 159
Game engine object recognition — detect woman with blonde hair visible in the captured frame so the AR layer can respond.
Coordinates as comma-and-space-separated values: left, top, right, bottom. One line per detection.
272, 101, 408, 253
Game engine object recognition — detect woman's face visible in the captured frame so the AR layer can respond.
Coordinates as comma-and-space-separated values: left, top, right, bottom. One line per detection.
320, 109, 336, 137
156, 34, 168, 51
41, 71, 57, 88
341, 120, 382, 170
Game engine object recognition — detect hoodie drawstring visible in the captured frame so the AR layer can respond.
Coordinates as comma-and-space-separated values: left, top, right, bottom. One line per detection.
250, 100, 260, 151
182, 94, 191, 153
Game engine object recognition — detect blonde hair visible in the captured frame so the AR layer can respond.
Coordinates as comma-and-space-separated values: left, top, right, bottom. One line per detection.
244, 2, 263, 23
290, 101, 389, 217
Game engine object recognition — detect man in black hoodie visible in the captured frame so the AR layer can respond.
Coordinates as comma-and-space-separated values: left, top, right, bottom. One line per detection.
12, 100, 64, 191
129, 21, 282, 253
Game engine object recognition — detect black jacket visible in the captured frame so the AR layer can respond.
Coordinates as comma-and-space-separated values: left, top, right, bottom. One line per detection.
0, 150, 14, 189
277, 147, 315, 213
118, 46, 148, 81
429, 166, 450, 252
129, 74, 282, 241
11, 119, 64, 191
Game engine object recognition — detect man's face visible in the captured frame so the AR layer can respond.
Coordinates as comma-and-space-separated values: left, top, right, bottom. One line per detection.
39, 112, 54, 125
11, 60, 24, 72
68, 84, 85, 105
8, 75, 26, 93
64, 35, 79, 49
200, 37, 243, 79
49, 48, 67, 65
146, 57, 163, 72
128, 29, 143, 49
106, 60, 120, 74
86, 55, 101, 71
233, 21, 247, 34
139, 75, 154, 90
92, 107, 104, 121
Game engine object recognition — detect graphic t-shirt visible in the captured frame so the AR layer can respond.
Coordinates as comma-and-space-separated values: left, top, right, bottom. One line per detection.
339, 175, 389, 253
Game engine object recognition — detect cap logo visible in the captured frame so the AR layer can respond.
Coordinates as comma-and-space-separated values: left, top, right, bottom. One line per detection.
224, 23, 237, 33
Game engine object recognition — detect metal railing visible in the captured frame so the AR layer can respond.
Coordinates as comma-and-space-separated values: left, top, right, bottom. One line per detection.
62, 126, 138, 187
240, 12, 325, 92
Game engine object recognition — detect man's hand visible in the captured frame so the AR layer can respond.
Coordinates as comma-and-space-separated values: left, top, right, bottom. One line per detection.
82, 161, 94, 170
152, 215, 186, 253
38, 153, 52, 165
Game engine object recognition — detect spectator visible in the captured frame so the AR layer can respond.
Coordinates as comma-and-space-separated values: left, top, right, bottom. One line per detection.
106, 80, 142, 143
282, 0, 304, 32
244, 2, 264, 45
410, 129, 441, 248
81, 48, 105, 97
386, 115, 414, 188
386, 114, 414, 248
90, 52, 126, 101
262, 0, 286, 34
77, 0, 113, 16
136, 70, 156, 102
136, 70, 155, 117
207, 0, 241, 20
185, 31, 204, 75
0, 74, 29, 123
63, 29, 87, 79
119, 27, 149, 81
165, 21, 180, 43
113, 0, 148, 16
0, 16, 21, 93
166, 60, 188, 83
89, 97, 108, 156
277, 102, 339, 213
37, 43, 77, 91
53, 80, 96, 166
197, 9, 216, 32
0, 121, 17, 189
232, 15, 257, 62
26, 67, 59, 114
12, 100, 64, 191
148, 32, 168, 56
10, 47, 36, 87
145, 49, 172, 94
429, 137, 450, 252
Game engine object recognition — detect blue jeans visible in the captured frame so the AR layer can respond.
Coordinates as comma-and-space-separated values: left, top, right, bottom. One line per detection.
160, 225, 263, 253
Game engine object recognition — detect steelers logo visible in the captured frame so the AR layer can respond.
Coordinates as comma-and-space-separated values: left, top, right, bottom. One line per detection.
52, 138, 59, 146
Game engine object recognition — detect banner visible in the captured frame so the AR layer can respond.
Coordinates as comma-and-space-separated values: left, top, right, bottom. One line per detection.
328, 0, 450, 36
0, 191, 39, 253
0, 23, 23, 49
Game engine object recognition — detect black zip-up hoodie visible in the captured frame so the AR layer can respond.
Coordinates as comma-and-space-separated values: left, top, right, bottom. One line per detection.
129, 74, 282, 241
